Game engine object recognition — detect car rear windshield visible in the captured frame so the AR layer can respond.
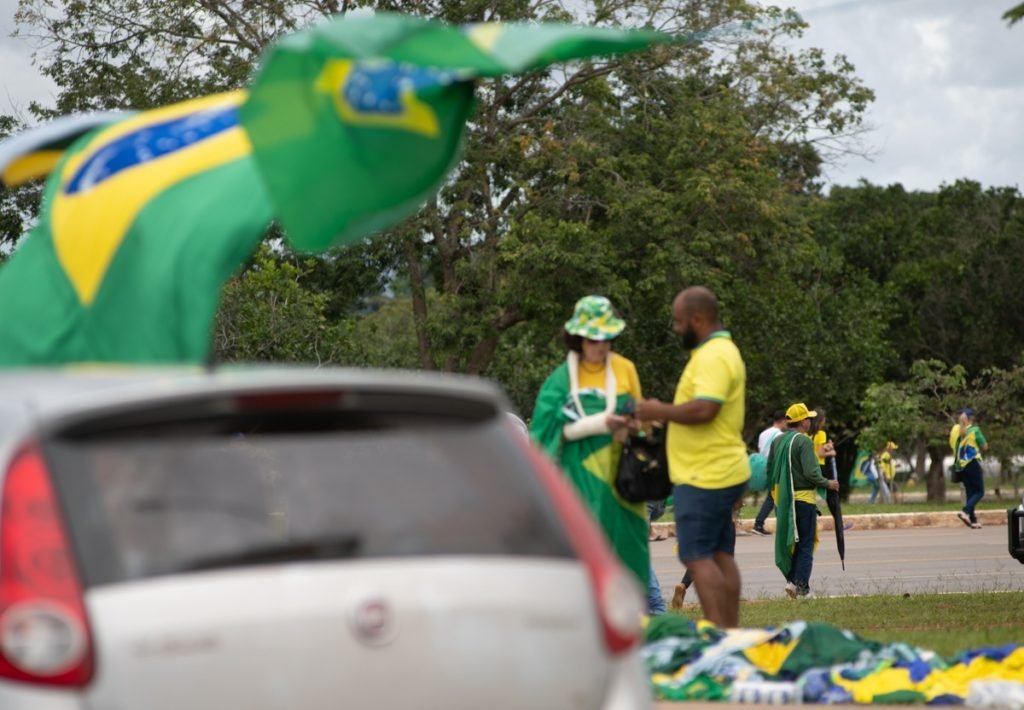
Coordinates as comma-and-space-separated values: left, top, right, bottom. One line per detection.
44, 413, 573, 587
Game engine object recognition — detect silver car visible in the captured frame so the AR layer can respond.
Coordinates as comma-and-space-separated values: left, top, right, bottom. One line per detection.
0, 368, 650, 709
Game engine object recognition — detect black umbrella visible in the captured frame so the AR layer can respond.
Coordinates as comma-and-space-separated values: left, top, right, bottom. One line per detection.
827, 458, 846, 570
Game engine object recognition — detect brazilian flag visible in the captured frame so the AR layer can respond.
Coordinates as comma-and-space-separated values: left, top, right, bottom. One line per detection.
850, 449, 873, 488
0, 92, 272, 364
767, 430, 801, 579
0, 14, 672, 365
240, 12, 674, 251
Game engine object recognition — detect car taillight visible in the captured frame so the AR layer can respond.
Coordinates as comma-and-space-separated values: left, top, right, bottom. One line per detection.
0, 445, 94, 686
516, 437, 644, 654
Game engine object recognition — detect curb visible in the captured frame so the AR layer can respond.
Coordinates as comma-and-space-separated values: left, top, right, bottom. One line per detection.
651, 509, 1009, 536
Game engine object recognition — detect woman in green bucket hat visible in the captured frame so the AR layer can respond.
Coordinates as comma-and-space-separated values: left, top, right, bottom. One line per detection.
529, 295, 651, 595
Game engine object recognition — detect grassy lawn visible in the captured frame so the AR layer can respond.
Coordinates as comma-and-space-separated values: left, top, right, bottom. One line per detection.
669, 592, 1024, 659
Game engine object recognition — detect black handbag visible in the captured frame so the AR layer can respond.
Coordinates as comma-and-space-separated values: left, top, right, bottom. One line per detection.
614, 430, 672, 503
950, 465, 963, 484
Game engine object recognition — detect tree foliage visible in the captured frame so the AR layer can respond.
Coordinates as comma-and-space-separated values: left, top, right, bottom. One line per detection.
24, 0, 1024, 458
860, 359, 1024, 500
214, 243, 343, 364
1005, 3, 1024, 26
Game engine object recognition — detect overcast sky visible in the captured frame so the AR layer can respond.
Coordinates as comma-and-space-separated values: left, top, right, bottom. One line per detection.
1, 0, 1021, 192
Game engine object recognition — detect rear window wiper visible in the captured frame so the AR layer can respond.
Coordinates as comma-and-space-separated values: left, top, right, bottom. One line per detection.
183, 535, 363, 572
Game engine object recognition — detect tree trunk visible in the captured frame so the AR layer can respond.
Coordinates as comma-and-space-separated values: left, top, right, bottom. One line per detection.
926, 445, 947, 502
403, 237, 435, 371
464, 308, 525, 375
914, 439, 928, 481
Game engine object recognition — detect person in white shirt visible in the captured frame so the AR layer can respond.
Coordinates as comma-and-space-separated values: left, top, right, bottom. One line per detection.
758, 410, 788, 458
752, 410, 787, 535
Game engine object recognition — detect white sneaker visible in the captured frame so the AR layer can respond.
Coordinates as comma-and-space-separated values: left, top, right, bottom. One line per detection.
784, 583, 798, 599
971, 521, 983, 529
957, 511, 972, 528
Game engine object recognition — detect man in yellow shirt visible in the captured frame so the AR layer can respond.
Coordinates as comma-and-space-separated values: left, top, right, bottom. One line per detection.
636, 286, 749, 628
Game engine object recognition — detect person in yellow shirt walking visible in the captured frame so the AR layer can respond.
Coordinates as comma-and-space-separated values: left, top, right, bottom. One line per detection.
636, 286, 749, 628
878, 441, 898, 495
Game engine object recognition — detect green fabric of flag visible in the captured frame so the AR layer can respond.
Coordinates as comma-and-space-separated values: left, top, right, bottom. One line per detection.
0, 91, 273, 365
768, 430, 801, 579
529, 361, 649, 588
240, 12, 673, 251
850, 449, 873, 488
777, 622, 880, 676
0, 15, 669, 366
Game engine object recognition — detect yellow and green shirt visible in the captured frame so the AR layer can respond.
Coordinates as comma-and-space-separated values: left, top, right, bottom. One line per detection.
951, 424, 987, 469
576, 352, 642, 401
796, 429, 829, 503
666, 331, 750, 488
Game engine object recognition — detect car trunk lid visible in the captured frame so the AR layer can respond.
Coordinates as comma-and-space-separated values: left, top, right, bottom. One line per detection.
83, 559, 609, 710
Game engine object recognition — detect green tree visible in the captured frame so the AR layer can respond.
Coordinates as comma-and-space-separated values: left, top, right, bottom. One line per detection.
860, 358, 1024, 501
814, 180, 1024, 379
13, 0, 884, 440
859, 360, 966, 501
1005, 3, 1024, 26
214, 243, 344, 364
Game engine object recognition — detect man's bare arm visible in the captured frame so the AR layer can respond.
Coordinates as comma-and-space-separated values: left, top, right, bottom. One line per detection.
635, 398, 720, 425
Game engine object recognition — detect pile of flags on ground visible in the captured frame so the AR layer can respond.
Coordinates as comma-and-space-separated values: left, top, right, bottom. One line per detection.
643, 614, 1024, 705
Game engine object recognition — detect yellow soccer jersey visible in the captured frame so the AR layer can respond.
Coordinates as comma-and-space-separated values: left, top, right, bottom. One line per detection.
666, 332, 750, 488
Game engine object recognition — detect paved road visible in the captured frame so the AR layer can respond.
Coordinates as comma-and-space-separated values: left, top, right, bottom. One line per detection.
652, 524, 1024, 602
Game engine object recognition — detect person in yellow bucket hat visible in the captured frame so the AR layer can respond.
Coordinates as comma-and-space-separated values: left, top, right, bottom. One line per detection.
765, 402, 839, 598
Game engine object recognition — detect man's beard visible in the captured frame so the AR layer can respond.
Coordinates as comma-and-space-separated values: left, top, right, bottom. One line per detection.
681, 327, 699, 350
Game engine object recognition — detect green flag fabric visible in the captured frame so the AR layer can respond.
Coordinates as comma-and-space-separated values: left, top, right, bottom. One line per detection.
529, 362, 649, 588
767, 430, 801, 579
240, 12, 673, 251
0, 91, 273, 364
0, 14, 670, 366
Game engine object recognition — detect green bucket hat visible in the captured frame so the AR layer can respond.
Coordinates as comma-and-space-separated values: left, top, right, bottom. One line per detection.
564, 295, 625, 341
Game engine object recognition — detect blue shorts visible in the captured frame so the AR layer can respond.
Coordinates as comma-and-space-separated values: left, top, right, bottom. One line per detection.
674, 482, 747, 561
